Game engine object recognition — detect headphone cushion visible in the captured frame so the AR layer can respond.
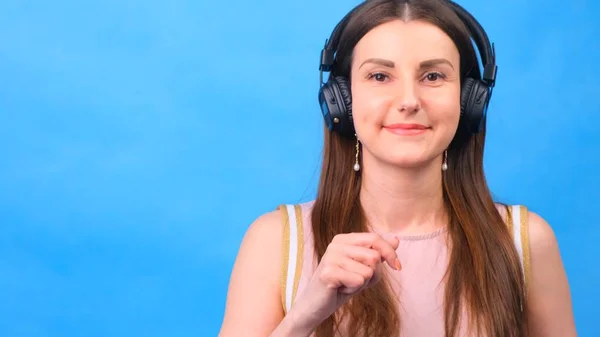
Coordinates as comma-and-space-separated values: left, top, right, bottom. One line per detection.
460, 77, 476, 118
460, 77, 491, 133
334, 76, 353, 123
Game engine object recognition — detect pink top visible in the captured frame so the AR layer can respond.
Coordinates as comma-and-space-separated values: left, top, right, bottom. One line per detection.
280, 200, 530, 337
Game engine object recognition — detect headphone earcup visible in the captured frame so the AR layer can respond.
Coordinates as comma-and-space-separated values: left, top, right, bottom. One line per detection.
317, 76, 355, 138
460, 77, 476, 117
334, 76, 352, 117
460, 77, 489, 134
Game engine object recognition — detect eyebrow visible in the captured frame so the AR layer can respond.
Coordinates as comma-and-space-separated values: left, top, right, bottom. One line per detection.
359, 58, 395, 69
420, 58, 455, 70
358, 57, 455, 70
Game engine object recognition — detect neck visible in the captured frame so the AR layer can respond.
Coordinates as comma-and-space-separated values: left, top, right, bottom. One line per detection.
359, 154, 448, 235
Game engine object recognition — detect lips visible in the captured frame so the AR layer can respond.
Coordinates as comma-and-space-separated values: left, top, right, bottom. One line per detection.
383, 123, 430, 135
384, 123, 429, 130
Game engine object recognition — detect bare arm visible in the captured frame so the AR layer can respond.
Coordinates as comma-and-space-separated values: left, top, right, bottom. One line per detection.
526, 211, 577, 336
218, 210, 311, 337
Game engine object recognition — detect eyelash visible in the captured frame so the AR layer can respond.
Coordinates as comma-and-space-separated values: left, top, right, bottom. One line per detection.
366, 71, 447, 82
423, 71, 446, 82
366, 72, 390, 82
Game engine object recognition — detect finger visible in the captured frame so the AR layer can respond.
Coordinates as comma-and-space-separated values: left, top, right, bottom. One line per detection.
385, 235, 400, 250
366, 262, 384, 287
341, 245, 382, 268
320, 265, 368, 293
371, 235, 401, 270
343, 233, 401, 270
338, 256, 379, 293
338, 256, 375, 282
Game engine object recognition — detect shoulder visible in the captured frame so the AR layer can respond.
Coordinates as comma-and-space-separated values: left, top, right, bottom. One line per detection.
526, 210, 559, 254
524, 209, 565, 283
236, 206, 290, 264
245, 207, 287, 242
522, 209, 577, 335
242, 200, 314, 245
496, 203, 560, 268
219, 205, 290, 335
494, 202, 556, 244
495, 203, 555, 241
494, 203, 560, 283
237, 201, 314, 267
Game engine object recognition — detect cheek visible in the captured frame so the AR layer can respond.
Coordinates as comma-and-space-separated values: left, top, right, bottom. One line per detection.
421, 89, 461, 126
351, 90, 391, 131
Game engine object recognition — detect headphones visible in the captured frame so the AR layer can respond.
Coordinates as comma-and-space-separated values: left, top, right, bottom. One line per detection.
317, 0, 498, 138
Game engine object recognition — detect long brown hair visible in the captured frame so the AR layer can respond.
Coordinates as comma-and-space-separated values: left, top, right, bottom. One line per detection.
311, 1, 527, 336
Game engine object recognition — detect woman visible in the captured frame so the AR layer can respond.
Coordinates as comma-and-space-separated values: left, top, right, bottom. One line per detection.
219, 0, 576, 336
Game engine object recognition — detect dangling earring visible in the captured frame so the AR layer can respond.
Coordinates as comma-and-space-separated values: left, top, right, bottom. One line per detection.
353, 135, 361, 172
442, 150, 448, 171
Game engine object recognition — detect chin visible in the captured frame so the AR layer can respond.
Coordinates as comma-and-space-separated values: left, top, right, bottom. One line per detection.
362, 143, 440, 170
378, 154, 432, 169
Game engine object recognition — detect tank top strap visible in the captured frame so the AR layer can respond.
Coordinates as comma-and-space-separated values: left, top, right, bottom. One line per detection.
506, 205, 531, 293
277, 204, 305, 314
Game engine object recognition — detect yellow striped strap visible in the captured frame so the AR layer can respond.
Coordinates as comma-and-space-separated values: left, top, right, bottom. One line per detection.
507, 205, 531, 292
278, 204, 304, 314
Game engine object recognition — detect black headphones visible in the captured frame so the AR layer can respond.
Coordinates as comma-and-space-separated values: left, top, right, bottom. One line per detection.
317, 0, 498, 138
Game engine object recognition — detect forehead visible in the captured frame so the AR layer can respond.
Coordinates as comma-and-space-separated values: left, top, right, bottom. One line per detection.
352, 19, 459, 64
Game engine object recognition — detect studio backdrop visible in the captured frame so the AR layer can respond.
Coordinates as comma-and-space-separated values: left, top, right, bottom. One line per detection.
0, 0, 598, 336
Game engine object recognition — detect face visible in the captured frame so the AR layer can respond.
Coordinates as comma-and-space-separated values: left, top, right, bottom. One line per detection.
350, 19, 461, 169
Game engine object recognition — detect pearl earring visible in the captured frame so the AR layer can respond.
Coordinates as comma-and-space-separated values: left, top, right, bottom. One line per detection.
442, 150, 448, 171
353, 135, 361, 172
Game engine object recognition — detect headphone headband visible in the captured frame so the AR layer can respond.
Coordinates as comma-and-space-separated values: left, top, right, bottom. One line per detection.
319, 0, 497, 87
445, 0, 497, 85
318, 5, 361, 84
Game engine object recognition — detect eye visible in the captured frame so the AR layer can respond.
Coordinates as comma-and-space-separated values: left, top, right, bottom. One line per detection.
366, 72, 390, 82
423, 72, 446, 82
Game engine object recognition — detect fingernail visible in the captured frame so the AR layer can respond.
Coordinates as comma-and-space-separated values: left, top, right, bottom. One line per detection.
395, 258, 402, 271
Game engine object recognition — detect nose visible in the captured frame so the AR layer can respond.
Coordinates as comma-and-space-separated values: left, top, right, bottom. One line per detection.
393, 79, 420, 113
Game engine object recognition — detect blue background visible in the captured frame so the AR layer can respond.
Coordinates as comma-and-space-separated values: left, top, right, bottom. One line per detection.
1, 0, 598, 336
